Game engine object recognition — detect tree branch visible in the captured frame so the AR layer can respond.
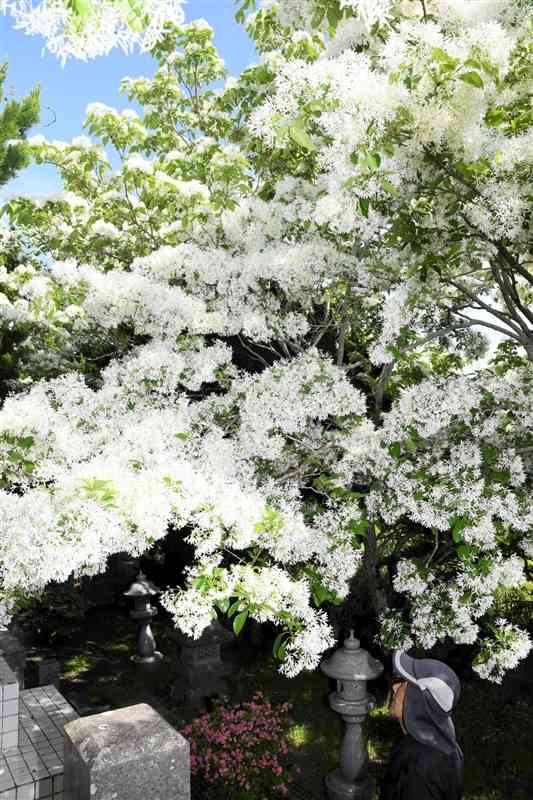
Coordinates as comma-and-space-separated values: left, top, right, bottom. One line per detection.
425, 529, 439, 567
237, 334, 270, 368
453, 310, 523, 343
448, 278, 525, 337
336, 318, 350, 367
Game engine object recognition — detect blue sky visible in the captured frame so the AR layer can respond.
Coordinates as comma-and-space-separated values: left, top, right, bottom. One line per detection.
0, 1, 257, 201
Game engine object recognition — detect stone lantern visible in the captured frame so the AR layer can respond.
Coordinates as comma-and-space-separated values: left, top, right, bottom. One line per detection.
321, 629, 383, 800
124, 571, 163, 665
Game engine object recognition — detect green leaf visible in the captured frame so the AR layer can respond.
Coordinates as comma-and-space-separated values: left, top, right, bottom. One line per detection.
458, 72, 484, 89
328, 592, 344, 607
19, 436, 34, 450
124, 0, 148, 31
381, 179, 398, 194
432, 47, 457, 65
404, 437, 418, 454
289, 124, 315, 152
349, 518, 368, 535
192, 576, 209, 591
481, 444, 498, 465
326, 5, 341, 28
464, 58, 482, 70
477, 558, 491, 576
227, 600, 242, 617
451, 528, 463, 544
491, 469, 510, 485
272, 631, 287, 658
358, 197, 370, 217
480, 60, 499, 81
388, 442, 402, 460
449, 515, 472, 543
233, 610, 248, 636
70, 0, 92, 20
360, 153, 381, 171
216, 598, 230, 614
312, 585, 328, 606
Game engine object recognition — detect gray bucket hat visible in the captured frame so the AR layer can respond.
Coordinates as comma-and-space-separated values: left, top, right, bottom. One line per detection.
393, 650, 464, 765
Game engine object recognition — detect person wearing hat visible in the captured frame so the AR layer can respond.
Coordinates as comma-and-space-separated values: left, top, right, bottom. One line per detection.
379, 650, 465, 800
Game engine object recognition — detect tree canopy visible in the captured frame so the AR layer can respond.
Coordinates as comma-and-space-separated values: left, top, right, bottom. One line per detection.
0, 0, 532, 684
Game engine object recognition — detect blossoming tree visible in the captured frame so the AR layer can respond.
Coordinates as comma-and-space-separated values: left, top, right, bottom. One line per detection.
0, 0, 532, 683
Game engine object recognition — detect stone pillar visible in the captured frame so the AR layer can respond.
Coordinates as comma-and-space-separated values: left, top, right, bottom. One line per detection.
0, 631, 26, 689
0, 656, 19, 752
63, 703, 190, 800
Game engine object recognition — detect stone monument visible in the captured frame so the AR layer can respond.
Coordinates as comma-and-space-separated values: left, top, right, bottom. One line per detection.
63, 703, 190, 800
172, 619, 234, 708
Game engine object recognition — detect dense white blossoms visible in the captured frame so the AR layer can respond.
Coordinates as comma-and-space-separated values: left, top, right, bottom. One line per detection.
393, 560, 435, 598
0, 9, 531, 683
0, 0, 186, 66
472, 619, 532, 684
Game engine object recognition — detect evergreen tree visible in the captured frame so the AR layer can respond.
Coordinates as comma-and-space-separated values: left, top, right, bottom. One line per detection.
0, 62, 40, 396
0, 62, 40, 187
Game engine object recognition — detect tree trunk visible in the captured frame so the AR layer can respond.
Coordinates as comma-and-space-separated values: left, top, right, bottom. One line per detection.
363, 522, 388, 621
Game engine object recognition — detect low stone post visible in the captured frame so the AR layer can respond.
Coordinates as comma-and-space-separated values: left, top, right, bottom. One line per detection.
63, 702, 190, 800
321, 630, 383, 800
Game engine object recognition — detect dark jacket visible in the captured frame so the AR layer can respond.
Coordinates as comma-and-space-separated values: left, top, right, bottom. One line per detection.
379, 733, 464, 800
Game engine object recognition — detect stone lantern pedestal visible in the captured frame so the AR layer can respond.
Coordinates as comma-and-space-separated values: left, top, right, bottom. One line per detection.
321, 630, 383, 800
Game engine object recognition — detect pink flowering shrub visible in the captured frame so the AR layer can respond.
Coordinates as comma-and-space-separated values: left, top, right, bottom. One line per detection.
180, 691, 300, 800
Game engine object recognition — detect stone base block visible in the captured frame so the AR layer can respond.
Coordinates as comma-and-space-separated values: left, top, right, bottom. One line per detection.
64, 702, 190, 800
325, 768, 375, 800
171, 666, 230, 708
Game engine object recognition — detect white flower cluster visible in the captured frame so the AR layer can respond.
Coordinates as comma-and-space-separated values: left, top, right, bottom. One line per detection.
472, 618, 532, 684
41, 231, 349, 345
0, 0, 185, 66
393, 559, 435, 597
362, 371, 533, 548
368, 283, 415, 365
161, 562, 336, 676
230, 349, 366, 459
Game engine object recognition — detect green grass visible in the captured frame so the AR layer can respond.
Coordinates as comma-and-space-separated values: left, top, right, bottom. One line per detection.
62, 654, 97, 680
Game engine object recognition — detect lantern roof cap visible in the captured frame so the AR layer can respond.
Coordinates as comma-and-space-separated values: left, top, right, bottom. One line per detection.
124, 571, 161, 597
320, 630, 383, 681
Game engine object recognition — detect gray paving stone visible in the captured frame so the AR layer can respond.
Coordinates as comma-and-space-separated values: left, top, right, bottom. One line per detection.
1, 656, 78, 800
